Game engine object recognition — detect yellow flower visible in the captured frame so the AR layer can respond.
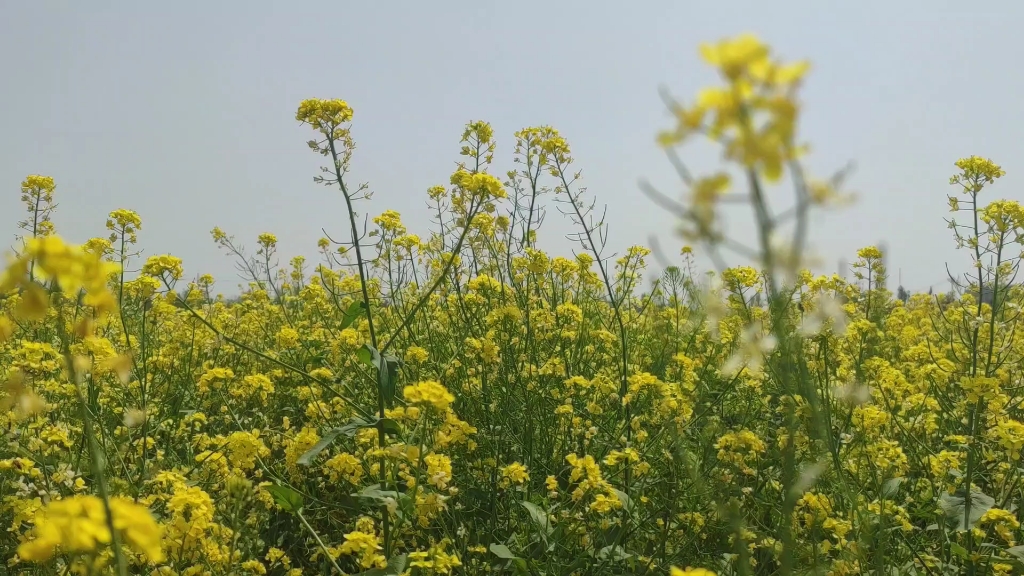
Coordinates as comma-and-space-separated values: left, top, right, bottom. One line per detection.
0, 315, 13, 342
325, 452, 364, 484
405, 345, 429, 364
699, 33, 769, 80
662, 34, 809, 183
855, 246, 882, 260
679, 172, 730, 240
545, 475, 559, 493
296, 98, 354, 127
141, 254, 185, 281
258, 232, 278, 249
449, 169, 507, 200
337, 529, 386, 569
603, 448, 640, 467
722, 265, 760, 289
403, 380, 455, 412
715, 429, 767, 476
950, 155, 1005, 192
424, 453, 453, 490
17, 495, 164, 564
500, 462, 530, 486
3, 235, 120, 318
21, 174, 56, 198
979, 508, 1020, 545
106, 208, 143, 244
408, 542, 463, 574
373, 210, 406, 234
589, 491, 623, 514
276, 326, 301, 349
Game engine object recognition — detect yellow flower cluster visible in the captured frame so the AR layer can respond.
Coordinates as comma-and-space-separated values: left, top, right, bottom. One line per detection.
295, 98, 354, 127
142, 253, 185, 281
2, 235, 120, 322
403, 380, 455, 412
449, 169, 507, 201
18, 495, 164, 564
660, 33, 809, 182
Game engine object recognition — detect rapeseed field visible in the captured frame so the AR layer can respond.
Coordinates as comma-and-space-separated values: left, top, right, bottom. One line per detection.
3, 34, 1023, 576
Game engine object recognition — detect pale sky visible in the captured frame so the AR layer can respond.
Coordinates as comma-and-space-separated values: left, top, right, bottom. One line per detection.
2, 1, 1022, 295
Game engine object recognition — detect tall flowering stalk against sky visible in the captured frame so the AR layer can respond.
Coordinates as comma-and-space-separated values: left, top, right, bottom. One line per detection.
646, 34, 856, 574
16, 175, 58, 282
296, 99, 378, 347
295, 97, 398, 549
294, 101, 508, 557
651, 32, 819, 291
940, 156, 1023, 574
379, 121, 506, 357
548, 126, 642, 550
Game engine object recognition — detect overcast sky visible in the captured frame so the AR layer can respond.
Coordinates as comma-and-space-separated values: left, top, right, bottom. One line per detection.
2, 1, 1021, 295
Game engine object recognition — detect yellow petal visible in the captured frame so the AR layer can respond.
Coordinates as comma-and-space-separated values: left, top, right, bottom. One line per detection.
14, 282, 49, 321
777, 61, 811, 84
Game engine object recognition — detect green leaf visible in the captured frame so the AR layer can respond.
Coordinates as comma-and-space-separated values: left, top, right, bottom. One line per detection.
357, 344, 380, 369
358, 346, 400, 409
265, 484, 304, 514
351, 485, 414, 522
1005, 545, 1024, 570
596, 545, 632, 561
297, 416, 380, 466
882, 477, 904, 498
488, 544, 529, 574
355, 484, 401, 503
380, 353, 401, 407
489, 544, 519, 559
611, 488, 634, 513
377, 354, 393, 408
938, 490, 995, 530
377, 418, 402, 436
511, 558, 529, 575
340, 301, 365, 330
356, 347, 372, 367
520, 501, 553, 537
354, 554, 408, 576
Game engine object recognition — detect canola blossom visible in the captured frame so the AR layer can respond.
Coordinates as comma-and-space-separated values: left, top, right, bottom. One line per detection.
3, 34, 1024, 576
